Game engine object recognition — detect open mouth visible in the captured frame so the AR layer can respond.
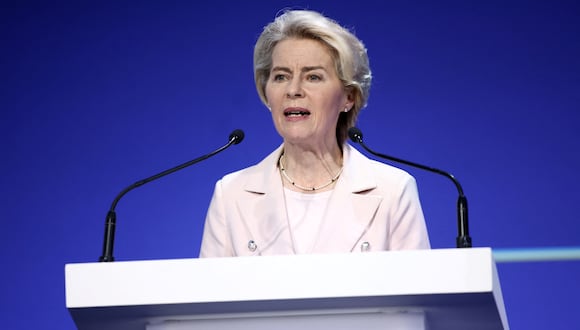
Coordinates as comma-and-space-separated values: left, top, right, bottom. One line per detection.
284, 109, 311, 117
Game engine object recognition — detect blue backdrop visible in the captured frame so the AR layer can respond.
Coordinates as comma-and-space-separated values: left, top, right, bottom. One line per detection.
1, 1, 579, 329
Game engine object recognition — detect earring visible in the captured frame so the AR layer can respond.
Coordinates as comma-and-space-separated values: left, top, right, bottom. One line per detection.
344, 107, 350, 113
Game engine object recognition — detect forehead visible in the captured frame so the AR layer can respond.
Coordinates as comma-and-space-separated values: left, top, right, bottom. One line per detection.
271, 38, 335, 68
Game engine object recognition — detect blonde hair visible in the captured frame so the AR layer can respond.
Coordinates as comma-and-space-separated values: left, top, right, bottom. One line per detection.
254, 10, 372, 145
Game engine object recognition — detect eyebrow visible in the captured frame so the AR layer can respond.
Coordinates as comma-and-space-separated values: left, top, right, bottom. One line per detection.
271, 65, 327, 73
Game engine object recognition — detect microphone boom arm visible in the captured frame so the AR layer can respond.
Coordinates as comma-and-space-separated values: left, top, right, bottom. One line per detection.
349, 127, 472, 248
99, 129, 244, 262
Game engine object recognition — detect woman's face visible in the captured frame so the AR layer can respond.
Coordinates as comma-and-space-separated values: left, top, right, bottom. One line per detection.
265, 38, 353, 148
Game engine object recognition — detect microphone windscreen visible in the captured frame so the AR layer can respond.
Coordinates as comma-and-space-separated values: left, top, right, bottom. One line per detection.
348, 127, 363, 143
229, 129, 245, 144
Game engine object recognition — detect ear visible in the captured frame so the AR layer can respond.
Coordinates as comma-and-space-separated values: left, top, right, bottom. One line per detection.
344, 88, 355, 112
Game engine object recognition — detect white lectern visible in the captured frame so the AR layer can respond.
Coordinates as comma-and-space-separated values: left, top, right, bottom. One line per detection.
65, 248, 509, 329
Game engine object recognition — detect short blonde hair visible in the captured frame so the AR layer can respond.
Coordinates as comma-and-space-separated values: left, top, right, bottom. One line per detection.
254, 10, 372, 145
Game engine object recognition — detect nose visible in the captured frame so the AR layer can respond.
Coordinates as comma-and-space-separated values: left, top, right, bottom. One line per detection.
286, 78, 304, 98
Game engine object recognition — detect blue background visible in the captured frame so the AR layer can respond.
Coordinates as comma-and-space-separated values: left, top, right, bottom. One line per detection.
1, 1, 579, 329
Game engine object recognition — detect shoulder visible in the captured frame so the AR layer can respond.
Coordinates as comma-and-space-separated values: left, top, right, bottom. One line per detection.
344, 144, 416, 188
217, 145, 283, 192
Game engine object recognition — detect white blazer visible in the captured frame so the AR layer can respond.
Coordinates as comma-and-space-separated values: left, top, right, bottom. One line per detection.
199, 144, 430, 257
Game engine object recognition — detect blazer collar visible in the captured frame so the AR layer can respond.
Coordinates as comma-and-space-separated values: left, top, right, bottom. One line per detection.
237, 144, 382, 254
242, 144, 378, 194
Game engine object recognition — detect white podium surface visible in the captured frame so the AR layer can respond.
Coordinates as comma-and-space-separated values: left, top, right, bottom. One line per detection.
65, 248, 509, 330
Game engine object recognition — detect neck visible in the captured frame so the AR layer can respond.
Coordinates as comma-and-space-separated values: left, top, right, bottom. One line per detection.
279, 144, 344, 193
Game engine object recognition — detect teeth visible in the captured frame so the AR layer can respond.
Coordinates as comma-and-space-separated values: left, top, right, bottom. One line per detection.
285, 111, 309, 116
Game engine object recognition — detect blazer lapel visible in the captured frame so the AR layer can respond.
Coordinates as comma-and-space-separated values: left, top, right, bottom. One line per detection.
236, 146, 295, 255
314, 145, 382, 253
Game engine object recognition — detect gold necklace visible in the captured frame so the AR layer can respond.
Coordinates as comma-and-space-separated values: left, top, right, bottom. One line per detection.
279, 154, 343, 192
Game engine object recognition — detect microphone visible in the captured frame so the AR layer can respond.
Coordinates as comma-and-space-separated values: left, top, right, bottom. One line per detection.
348, 127, 472, 248
98, 129, 245, 262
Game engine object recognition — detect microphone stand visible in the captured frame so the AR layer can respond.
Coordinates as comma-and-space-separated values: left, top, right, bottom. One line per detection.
99, 130, 244, 262
348, 127, 472, 248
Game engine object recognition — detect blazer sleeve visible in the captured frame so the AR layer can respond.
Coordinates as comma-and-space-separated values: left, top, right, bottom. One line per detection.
199, 180, 233, 257
388, 175, 431, 250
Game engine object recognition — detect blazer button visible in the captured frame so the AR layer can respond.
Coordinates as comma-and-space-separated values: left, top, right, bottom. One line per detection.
248, 240, 257, 252
361, 242, 371, 252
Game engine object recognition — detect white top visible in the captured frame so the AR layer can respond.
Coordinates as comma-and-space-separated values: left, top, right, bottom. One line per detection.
283, 188, 333, 254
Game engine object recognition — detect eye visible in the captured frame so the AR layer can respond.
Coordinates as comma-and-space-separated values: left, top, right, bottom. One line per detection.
272, 74, 288, 82
307, 74, 322, 81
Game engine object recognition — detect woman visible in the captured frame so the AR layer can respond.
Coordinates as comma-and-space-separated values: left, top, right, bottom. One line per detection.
199, 10, 430, 257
